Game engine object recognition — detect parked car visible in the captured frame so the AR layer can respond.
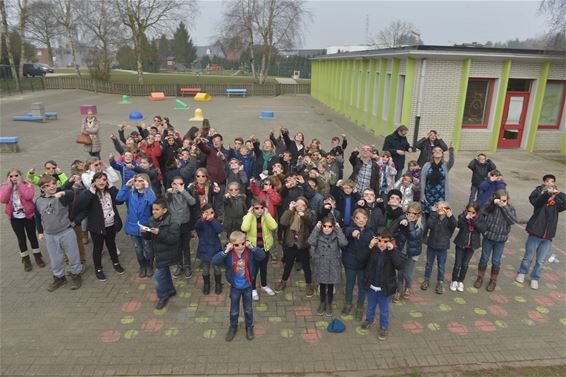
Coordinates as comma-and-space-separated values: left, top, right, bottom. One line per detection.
23, 63, 54, 77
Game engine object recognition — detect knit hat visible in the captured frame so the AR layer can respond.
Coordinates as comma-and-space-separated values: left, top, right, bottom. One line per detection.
327, 319, 346, 333
387, 189, 403, 201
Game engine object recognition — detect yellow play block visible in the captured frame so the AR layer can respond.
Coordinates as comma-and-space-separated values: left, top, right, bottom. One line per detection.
194, 92, 212, 102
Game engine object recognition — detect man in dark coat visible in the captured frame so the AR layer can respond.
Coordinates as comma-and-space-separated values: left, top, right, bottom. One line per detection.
382, 125, 412, 181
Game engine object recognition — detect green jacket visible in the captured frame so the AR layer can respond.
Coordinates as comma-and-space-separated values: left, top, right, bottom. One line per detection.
241, 212, 278, 251
27, 171, 68, 188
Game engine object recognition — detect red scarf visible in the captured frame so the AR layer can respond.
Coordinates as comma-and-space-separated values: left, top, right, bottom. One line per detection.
233, 249, 251, 284
195, 184, 207, 208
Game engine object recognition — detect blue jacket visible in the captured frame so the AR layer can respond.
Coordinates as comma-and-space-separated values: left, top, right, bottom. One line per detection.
478, 179, 507, 208
212, 246, 266, 285
116, 186, 156, 237
110, 158, 139, 186
331, 186, 361, 226
342, 225, 374, 270
401, 220, 423, 258
195, 218, 223, 262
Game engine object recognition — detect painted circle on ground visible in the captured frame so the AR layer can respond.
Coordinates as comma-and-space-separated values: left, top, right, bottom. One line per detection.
280, 328, 294, 338
315, 321, 329, 329
514, 296, 527, 303
447, 322, 468, 336
466, 287, 478, 294
475, 319, 497, 332
295, 280, 306, 288
203, 295, 224, 305
175, 281, 186, 288
549, 291, 566, 302
124, 329, 138, 339
121, 300, 142, 313
522, 318, 536, 326
203, 329, 216, 339
153, 307, 168, 315
403, 320, 424, 334
295, 306, 312, 317
195, 316, 209, 324
489, 293, 509, 304
407, 295, 426, 305
141, 318, 164, 332
268, 316, 282, 323
147, 291, 157, 302
301, 328, 323, 344
356, 326, 369, 336
187, 303, 198, 312
536, 306, 550, 314
439, 304, 452, 312
453, 297, 466, 305
474, 308, 487, 316
494, 320, 508, 329
560, 318, 566, 326
487, 305, 508, 318
541, 272, 558, 282
137, 284, 147, 290
254, 324, 266, 337
100, 330, 121, 343
340, 314, 353, 321
179, 292, 191, 298
284, 292, 294, 301
528, 310, 548, 323
255, 303, 268, 312
535, 296, 555, 308
165, 327, 179, 337
427, 322, 440, 331
121, 315, 135, 325
409, 310, 423, 318
546, 283, 558, 289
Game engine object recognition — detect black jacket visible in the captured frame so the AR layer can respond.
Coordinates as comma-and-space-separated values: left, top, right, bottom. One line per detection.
357, 202, 385, 233
147, 213, 181, 268
279, 183, 315, 213
253, 141, 279, 177
467, 159, 497, 187
453, 213, 487, 249
403, 221, 423, 258
415, 137, 448, 167
330, 186, 361, 226
426, 211, 457, 250
359, 246, 407, 296
80, 187, 123, 235
348, 152, 380, 191
382, 132, 411, 173
526, 186, 566, 240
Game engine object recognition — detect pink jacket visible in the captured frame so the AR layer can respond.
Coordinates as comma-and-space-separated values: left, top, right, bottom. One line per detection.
250, 180, 281, 218
0, 181, 36, 219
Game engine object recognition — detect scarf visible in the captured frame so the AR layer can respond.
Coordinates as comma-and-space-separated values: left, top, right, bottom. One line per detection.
262, 151, 275, 171
233, 249, 251, 284
428, 161, 444, 188
195, 184, 208, 208
289, 211, 303, 234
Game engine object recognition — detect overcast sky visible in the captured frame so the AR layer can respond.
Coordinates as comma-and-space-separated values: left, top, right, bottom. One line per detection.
188, 0, 548, 48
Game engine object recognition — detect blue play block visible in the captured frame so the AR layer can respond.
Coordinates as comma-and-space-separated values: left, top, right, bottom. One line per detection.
12, 115, 44, 122
26, 111, 58, 119
0, 137, 19, 143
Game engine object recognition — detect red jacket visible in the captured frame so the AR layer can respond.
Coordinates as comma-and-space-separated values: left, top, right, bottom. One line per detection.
140, 141, 162, 170
250, 180, 281, 218
0, 181, 36, 219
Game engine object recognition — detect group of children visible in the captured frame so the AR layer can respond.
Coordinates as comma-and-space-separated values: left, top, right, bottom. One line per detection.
2, 115, 563, 343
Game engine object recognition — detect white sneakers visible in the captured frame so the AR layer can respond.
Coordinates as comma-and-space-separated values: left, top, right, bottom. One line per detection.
457, 282, 464, 292
252, 289, 259, 301
515, 273, 525, 283
530, 280, 539, 290
449, 281, 458, 292
261, 286, 275, 296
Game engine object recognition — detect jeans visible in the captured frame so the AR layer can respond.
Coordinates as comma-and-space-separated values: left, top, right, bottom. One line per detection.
319, 283, 335, 303
424, 247, 448, 281
91, 226, 120, 270
366, 289, 392, 328
10, 217, 39, 254
154, 266, 176, 300
44, 227, 82, 278
229, 286, 253, 328
518, 235, 553, 281
469, 185, 480, 203
451, 247, 475, 282
282, 246, 312, 284
344, 268, 366, 305
398, 256, 418, 292
252, 250, 269, 288
177, 222, 192, 269
131, 235, 153, 263
479, 238, 505, 269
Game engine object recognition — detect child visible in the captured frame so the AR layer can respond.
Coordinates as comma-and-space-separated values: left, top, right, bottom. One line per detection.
359, 228, 406, 341
343, 208, 374, 320
356, 188, 385, 233
195, 204, 224, 295
212, 231, 266, 341
241, 198, 278, 300
468, 153, 496, 202
308, 217, 348, 316
166, 176, 196, 278
420, 201, 457, 294
396, 202, 423, 299
144, 199, 180, 310
35, 176, 82, 291
450, 203, 487, 292
223, 182, 248, 236
377, 152, 397, 195
407, 160, 421, 202
226, 158, 248, 189
331, 179, 361, 227
328, 134, 348, 158
116, 173, 156, 278
250, 177, 281, 219
393, 173, 419, 211
27, 160, 69, 188
478, 170, 507, 209
110, 152, 139, 187
133, 156, 162, 197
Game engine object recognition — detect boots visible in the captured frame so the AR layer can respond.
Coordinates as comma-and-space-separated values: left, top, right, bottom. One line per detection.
33, 252, 46, 268
22, 256, 32, 272
214, 274, 223, 295
325, 300, 333, 317
342, 301, 353, 315
474, 264, 487, 289
486, 267, 500, 292
202, 275, 211, 295
146, 260, 154, 277
317, 301, 326, 315
355, 303, 364, 321
274, 280, 287, 293
173, 265, 183, 277
138, 261, 147, 278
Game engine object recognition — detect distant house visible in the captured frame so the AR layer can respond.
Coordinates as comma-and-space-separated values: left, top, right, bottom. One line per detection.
34, 46, 92, 67
279, 49, 326, 58
195, 46, 224, 59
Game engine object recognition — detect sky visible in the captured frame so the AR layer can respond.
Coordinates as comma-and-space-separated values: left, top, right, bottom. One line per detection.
187, 0, 549, 49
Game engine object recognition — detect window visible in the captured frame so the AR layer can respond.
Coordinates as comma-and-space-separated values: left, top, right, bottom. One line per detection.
395, 75, 405, 124
462, 78, 495, 128
539, 81, 565, 130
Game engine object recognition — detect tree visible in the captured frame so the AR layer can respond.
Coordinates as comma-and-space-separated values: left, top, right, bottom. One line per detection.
158, 34, 170, 69
539, 0, 566, 48
115, 0, 197, 84
53, 0, 80, 76
14, 0, 29, 81
26, 1, 60, 65
171, 21, 197, 67
374, 20, 421, 48
0, 0, 19, 88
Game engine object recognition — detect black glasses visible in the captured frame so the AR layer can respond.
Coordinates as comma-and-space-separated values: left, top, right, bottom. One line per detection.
9, 174, 19, 178
322, 224, 333, 229
407, 211, 419, 215
254, 206, 264, 210
233, 242, 244, 247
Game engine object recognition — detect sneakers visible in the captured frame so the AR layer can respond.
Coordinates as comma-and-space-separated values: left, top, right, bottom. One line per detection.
184, 267, 193, 279
155, 297, 169, 310
261, 285, 275, 296
173, 265, 183, 277
420, 279, 430, 290
457, 282, 464, 292
361, 320, 373, 330
70, 274, 82, 290
402, 288, 412, 298
377, 327, 388, 341
47, 276, 67, 292
449, 281, 458, 292
530, 280, 539, 290
274, 280, 287, 293
252, 289, 259, 301
515, 273, 525, 284
317, 302, 326, 315
305, 284, 315, 298
225, 327, 237, 342
325, 303, 333, 317
113, 263, 125, 274
435, 281, 445, 294
95, 269, 107, 281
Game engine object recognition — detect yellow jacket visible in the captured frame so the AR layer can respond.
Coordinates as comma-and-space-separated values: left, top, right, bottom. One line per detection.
241, 212, 278, 251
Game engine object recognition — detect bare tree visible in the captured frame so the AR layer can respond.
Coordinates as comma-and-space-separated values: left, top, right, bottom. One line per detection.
13, 0, 28, 79
219, 0, 310, 84
26, 1, 60, 65
115, 0, 197, 84
1, 0, 20, 89
374, 20, 420, 48
539, 0, 566, 48
52, 0, 80, 76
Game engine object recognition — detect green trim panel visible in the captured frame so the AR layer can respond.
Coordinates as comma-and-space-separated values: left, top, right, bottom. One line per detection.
357, 60, 368, 127
386, 58, 400, 134
366, 59, 377, 132
375, 58, 387, 135
401, 58, 416, 126
452, 58, 472, 150
525, 62, 550, 152
489, 60, 512, 152
350, 60, 360, 121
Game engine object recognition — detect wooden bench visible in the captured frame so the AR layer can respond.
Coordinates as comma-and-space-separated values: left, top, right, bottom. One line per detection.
226, 88, 247, 97
0, 137, 19, 152
179, 87, 201, 96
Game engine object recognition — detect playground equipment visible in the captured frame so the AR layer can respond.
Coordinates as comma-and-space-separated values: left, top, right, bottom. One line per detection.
174, 99, 189, 110
128, 110, 144, 121
194, 92, 212, 102
149, 92, 165, 101
259, 111, 276, 120
0, 137, 19, 153
189, 108, 204, 121
226, 88, 247, 97
180, 87, 201, 96
120, 95, 132, 104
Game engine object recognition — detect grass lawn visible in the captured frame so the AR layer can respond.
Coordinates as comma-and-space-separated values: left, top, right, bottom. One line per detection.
392, 366, 566, 377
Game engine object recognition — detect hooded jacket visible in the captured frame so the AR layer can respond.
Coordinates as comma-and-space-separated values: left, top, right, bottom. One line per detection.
526, 186, 566, 240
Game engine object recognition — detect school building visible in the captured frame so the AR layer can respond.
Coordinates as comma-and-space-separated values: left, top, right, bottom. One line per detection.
310, 45, 566, 153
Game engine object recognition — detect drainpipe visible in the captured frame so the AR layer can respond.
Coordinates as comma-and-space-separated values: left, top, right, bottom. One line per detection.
413, 58, 427, 146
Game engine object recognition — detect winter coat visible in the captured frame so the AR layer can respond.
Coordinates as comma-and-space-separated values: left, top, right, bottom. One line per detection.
110, 158, 139, 186
279, 208, 316, 249
187, 182, 221, 224
226, 169, 248, 188
148, 213, 181, 268
420, 148, 455, 201
359, 246, 407, 296
331, 186, 361, 226
133, 165, 162, 197
415, 137, 448, 167
235, 154, 256, 182
377, 159, 397, 194
212, 246, 266, 285
308, 227, 348, 284
0, 181, 35, 220
282, 131, 305, 163
382, 132, 411, 173
279, 183, 315, 212
223, 195, 248, 235
426, 211, 457, 250
80, 187, 123, 235
139, 141, 162, 171
526, 186, 566, 240
197, 142, 227, 184
81, 116, 101, 153
453, 213, 487, 249
356, 202, 385, 233
468, 159, 497, 187
348, 152, 380, 191
195, 218, 223, 262
342, 225, 374, 270
253, 142, 279, 177
483, 204, 517, 242
241, 212, 278, 251
393, 180, 419, 211
166, 189, 196, 225
403, 220, 423, 258
250, 180, 281, 218
478, 179, 507, 208
116, 186, 156, 237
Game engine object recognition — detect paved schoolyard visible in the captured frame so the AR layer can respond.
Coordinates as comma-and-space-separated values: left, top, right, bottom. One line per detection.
0, 90, 565, 377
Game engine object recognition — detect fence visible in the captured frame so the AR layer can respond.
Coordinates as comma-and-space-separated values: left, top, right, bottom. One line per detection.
39, 77, 311, 96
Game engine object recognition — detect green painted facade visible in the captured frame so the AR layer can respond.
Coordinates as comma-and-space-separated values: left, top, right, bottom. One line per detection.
489, 60, 512, 152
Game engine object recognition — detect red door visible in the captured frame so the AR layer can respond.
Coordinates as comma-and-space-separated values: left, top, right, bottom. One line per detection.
498, 92, 529, 148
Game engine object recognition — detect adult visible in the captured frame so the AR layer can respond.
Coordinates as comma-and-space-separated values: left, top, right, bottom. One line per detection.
281, 128, 305, 163
252, 137, 278, 178
382, 125, 412, 181
516, 175, 565, 289
414, 130, 448, 168
348, 146, 380, 194
81, 110, 102, 160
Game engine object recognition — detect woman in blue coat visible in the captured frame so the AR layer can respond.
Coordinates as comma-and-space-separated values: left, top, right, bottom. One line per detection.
195, 204, 224, 295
